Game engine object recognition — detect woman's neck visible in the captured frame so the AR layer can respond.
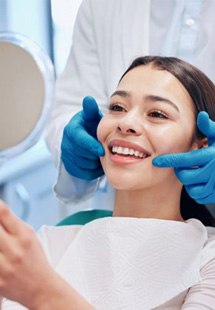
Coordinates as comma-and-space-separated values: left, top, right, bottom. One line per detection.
113, 184, 184, 222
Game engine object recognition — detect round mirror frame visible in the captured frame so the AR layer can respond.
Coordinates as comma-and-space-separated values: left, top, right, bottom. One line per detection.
0, 32, 55, 162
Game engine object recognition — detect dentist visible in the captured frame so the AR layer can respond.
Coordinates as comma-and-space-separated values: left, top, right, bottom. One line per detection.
46, 0, 215, 207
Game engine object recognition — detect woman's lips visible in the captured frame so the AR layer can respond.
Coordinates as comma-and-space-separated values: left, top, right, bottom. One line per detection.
108, 139, 151, 164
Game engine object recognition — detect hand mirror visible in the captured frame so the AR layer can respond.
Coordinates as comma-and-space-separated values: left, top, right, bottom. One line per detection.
0, 32, 54, 163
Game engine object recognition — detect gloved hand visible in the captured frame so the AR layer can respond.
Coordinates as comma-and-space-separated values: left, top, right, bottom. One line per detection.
61, 96, 105, 180
153, 111, 215, 204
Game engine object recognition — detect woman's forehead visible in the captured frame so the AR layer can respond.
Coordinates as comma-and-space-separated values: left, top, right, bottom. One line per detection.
116, 65, 195, 115
118, 66, 190, 100
119, 65, 176, 86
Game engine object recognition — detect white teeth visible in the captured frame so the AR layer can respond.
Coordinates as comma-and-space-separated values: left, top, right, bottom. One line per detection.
111, 146, 148, 158
129, 149, 134, 155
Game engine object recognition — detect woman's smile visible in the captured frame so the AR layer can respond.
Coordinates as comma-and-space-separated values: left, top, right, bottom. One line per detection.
108, 139, 151, 164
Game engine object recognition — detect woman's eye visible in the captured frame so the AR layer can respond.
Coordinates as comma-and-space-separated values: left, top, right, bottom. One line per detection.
148, 111, 168, 119
109, 103, 125, 112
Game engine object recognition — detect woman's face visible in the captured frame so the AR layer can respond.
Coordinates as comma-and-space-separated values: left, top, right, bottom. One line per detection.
97, 65, 199, 191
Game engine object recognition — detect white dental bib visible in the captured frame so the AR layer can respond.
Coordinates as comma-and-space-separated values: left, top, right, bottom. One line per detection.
52, 217, 207, 309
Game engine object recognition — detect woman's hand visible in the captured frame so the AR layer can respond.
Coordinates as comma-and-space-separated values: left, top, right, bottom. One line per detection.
0, 200, 94, 310
0, 200, 56, 308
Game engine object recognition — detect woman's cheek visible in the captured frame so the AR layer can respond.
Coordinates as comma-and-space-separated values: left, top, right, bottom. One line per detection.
97, 116, 108, 144
153, 128, 193, 155
151, 127, 184, 155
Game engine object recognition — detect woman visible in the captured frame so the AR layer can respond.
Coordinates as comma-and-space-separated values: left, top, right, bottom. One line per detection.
1, 56, 215, 309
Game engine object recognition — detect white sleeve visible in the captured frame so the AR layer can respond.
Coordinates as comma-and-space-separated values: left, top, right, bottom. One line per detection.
45, 0, 108, 166
181, 231, 215, 309
45, 0, 108, 204
53, 162, 102, 205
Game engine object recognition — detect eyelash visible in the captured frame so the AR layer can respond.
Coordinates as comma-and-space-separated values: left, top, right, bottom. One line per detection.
148, 110, 168, 119
109, 103, 125, 112
109, 104, 168, 119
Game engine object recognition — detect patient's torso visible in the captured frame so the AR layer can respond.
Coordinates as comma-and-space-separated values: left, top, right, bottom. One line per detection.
38, 217, 214, 309
3, 217, 215, 309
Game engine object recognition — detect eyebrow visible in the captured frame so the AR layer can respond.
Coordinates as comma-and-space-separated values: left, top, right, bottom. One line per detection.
111, 90, 131, 98
111, 90, 179, 112
145, 95, 179, 112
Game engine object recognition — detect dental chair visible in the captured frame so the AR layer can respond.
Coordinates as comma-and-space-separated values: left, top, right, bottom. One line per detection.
57, 209, 113, 226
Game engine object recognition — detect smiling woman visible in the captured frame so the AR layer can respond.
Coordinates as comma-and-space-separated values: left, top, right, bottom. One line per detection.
98, 56, 215, 224
1, 56, 215, 310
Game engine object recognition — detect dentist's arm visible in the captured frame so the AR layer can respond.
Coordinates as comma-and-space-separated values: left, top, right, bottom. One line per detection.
153, 112, 215, 204
46, 0, 108, 204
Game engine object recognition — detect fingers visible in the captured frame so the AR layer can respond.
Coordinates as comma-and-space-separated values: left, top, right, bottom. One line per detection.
0, 201, 32, 237
153, 112, 215, 169
0, 201, 32, 256
195, 193, 215, 205
0, 225, 12, 253
153, 148, 215, 168
64, 111, 105, 157
185, 176, 215, 202
175, 168, 207, 186
75, 130, 105, 156
175, 158, 215, 185
63, 160, 104, 180
62, 142, 101, 161
62, 152, 102, 170
197, 111, 215, 143
0, 201, 22, 235
64, 127, 105, 157
82, 96, 102, 121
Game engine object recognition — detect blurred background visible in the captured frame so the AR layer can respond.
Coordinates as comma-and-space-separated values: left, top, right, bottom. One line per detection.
0, 0, 83, 230
1, 0, 214, 230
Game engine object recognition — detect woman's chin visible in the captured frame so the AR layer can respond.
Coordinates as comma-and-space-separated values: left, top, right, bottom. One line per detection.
106, 174, 147, 191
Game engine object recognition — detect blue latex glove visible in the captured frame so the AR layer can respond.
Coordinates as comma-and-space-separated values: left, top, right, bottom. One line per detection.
61, 96, 105, 180
153, 111, 215, 204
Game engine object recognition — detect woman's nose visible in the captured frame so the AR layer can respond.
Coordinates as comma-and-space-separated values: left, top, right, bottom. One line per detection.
117, 113, 142, 135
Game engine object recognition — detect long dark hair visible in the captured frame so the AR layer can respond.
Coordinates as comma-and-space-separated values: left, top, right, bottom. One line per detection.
120, 56, 215, 227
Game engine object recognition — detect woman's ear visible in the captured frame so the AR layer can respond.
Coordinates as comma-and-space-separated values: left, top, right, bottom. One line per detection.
194, 137, 208, 150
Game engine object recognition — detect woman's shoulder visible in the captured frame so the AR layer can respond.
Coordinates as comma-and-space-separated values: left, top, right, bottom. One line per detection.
186, 219, 215, 267
201, 225, 215, 267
